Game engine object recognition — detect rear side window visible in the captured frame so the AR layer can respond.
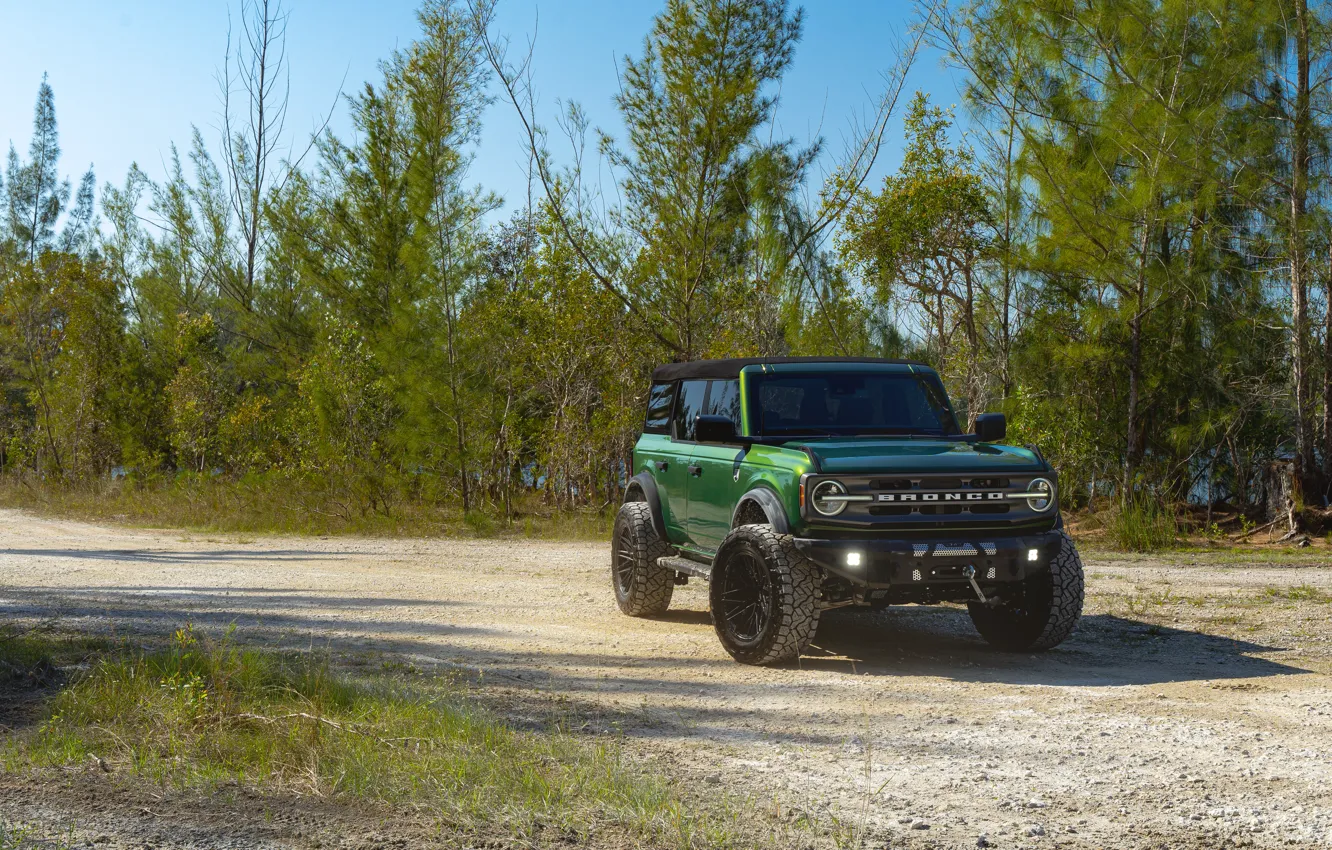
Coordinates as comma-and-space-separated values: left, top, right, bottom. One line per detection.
706, 379, 741, 424
672, 380, 708, 441
644, 382, 675, 434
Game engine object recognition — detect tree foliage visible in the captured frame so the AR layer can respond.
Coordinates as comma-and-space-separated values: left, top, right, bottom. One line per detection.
1, 0, 1329, 525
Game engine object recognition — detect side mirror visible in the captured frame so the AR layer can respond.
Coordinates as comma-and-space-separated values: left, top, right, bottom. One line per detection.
974, 413, 1007, 443
695, 414, 738, 443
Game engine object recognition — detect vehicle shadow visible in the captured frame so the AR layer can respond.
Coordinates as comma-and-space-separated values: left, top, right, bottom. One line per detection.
653, 609, 713, 626
0, 586, 480, 642
803, 604, 1309, 685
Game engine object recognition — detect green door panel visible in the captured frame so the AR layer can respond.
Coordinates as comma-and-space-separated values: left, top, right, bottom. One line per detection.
682, 379, 747, 551
634, 434, 692, 542
685, 442, 748, 551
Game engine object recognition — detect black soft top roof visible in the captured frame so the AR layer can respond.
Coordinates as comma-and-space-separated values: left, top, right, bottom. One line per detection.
650, 357, 930, 382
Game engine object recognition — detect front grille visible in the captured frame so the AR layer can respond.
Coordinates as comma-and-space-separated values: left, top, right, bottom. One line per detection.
804, 473, 1054, 530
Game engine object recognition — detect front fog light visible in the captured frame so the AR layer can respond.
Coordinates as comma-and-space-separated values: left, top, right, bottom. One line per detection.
846, 551, 863, 567
1027, 548, 1039, 562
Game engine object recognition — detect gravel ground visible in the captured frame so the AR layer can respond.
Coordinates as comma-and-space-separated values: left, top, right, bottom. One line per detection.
1, 509, 1331, 848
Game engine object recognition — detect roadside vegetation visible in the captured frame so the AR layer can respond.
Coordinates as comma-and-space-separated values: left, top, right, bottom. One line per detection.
0, 625, 801, 849
0, 475, 614, 539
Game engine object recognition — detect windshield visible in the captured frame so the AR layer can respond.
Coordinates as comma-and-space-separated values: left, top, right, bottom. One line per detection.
751, 372, 961, 437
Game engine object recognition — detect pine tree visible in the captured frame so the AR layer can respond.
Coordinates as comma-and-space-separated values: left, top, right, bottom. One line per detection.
605, 0, 812, 359
59, 167, 98, 258
5, 76, 71, 266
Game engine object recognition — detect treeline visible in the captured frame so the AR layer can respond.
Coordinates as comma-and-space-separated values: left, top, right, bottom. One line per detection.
0, 0, 1328, 524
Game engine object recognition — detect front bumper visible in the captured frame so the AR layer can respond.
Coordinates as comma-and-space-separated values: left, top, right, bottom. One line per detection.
793, 530, 1064, 590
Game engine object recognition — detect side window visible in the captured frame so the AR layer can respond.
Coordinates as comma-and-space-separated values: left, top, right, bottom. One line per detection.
672, 380, 708, 441
706, 379, 741, 424
643, 382, 675, 434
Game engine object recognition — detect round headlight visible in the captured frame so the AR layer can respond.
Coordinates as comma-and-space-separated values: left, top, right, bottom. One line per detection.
811, 480, 849, 516
1027, 478, 1054, 512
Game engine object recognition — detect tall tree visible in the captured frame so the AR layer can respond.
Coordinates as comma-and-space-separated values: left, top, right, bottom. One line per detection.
5, 77, 70, 266
948, 0, 1270, 499
1288, 0, 1317, 498
221, 0, 290, 312
603, 0, 811, 358
398, 0, 498, 511
841, 92, 994, 426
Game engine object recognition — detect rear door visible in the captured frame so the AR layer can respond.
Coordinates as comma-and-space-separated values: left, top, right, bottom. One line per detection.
686, 379, 749, 552
654, 379, 708, 543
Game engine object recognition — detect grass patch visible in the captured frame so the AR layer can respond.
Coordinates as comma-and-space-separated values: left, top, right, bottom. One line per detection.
1105, 498, 1179, 552
0, 626, 775, 848
0, 820, 77, 850
0, 474, 614, 540
1263, 584, 1332, 604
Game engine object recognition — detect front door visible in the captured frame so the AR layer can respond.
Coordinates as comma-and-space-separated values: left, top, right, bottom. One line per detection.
686, 379, 748, 552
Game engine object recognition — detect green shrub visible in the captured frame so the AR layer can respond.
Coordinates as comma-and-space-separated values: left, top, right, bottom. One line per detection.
1107, 497, 1179, 552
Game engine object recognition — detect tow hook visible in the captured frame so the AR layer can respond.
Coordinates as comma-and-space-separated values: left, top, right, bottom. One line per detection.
962, 564, 987, 603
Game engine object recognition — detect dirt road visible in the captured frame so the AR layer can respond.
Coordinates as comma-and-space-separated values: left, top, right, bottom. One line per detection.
2, 510, 1331, 848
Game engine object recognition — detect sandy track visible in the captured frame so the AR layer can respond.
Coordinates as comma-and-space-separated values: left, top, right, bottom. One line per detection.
2, 510, 1331, 848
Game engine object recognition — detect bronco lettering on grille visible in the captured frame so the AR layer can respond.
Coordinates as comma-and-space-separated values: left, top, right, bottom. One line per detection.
876, 491, 1006, 503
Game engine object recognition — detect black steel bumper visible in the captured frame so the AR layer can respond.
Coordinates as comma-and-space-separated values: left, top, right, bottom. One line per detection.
793, 530, 1064, 590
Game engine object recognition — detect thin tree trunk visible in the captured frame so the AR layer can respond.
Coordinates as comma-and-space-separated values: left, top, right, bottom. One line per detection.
1124, 223, 1151, 501
1324, 240, 1332, 490
1291, 0, 1316, 503
999, 101, 1017, 400
963, 267, 982, 431
443, 273, 469, 513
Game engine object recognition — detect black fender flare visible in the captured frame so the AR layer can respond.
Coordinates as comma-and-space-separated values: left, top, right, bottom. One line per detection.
730, 486, 792, 535
625, 472, 668, 541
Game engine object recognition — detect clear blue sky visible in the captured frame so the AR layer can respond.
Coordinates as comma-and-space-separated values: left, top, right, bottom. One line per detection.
1, 0, 965, 222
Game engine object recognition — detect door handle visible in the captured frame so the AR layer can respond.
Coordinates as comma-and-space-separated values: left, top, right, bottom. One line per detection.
688, 464, 703, 477
654, 460, 669, 471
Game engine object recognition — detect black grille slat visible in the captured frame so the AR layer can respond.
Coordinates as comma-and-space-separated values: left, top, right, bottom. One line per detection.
917, 477, 964, 489
869, 478, 912, 490
869, 506, 912, 516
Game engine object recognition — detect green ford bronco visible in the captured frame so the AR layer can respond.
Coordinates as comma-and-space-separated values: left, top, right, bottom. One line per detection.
612, 357, 1084, 665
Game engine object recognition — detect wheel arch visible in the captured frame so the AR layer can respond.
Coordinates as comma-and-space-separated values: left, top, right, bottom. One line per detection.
625, 472, 668, 541
730, 484, 792, 535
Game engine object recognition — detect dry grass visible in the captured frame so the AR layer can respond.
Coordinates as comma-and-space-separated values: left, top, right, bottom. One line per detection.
0, 475, 614, 540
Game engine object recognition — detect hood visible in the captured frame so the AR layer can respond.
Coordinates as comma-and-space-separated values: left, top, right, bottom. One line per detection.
792, 438, 1046, 476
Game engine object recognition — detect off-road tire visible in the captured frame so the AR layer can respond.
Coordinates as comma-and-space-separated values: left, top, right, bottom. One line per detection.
968, 531, 1084, 651
709, 524, 820, 665
611, 502, 674, 617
